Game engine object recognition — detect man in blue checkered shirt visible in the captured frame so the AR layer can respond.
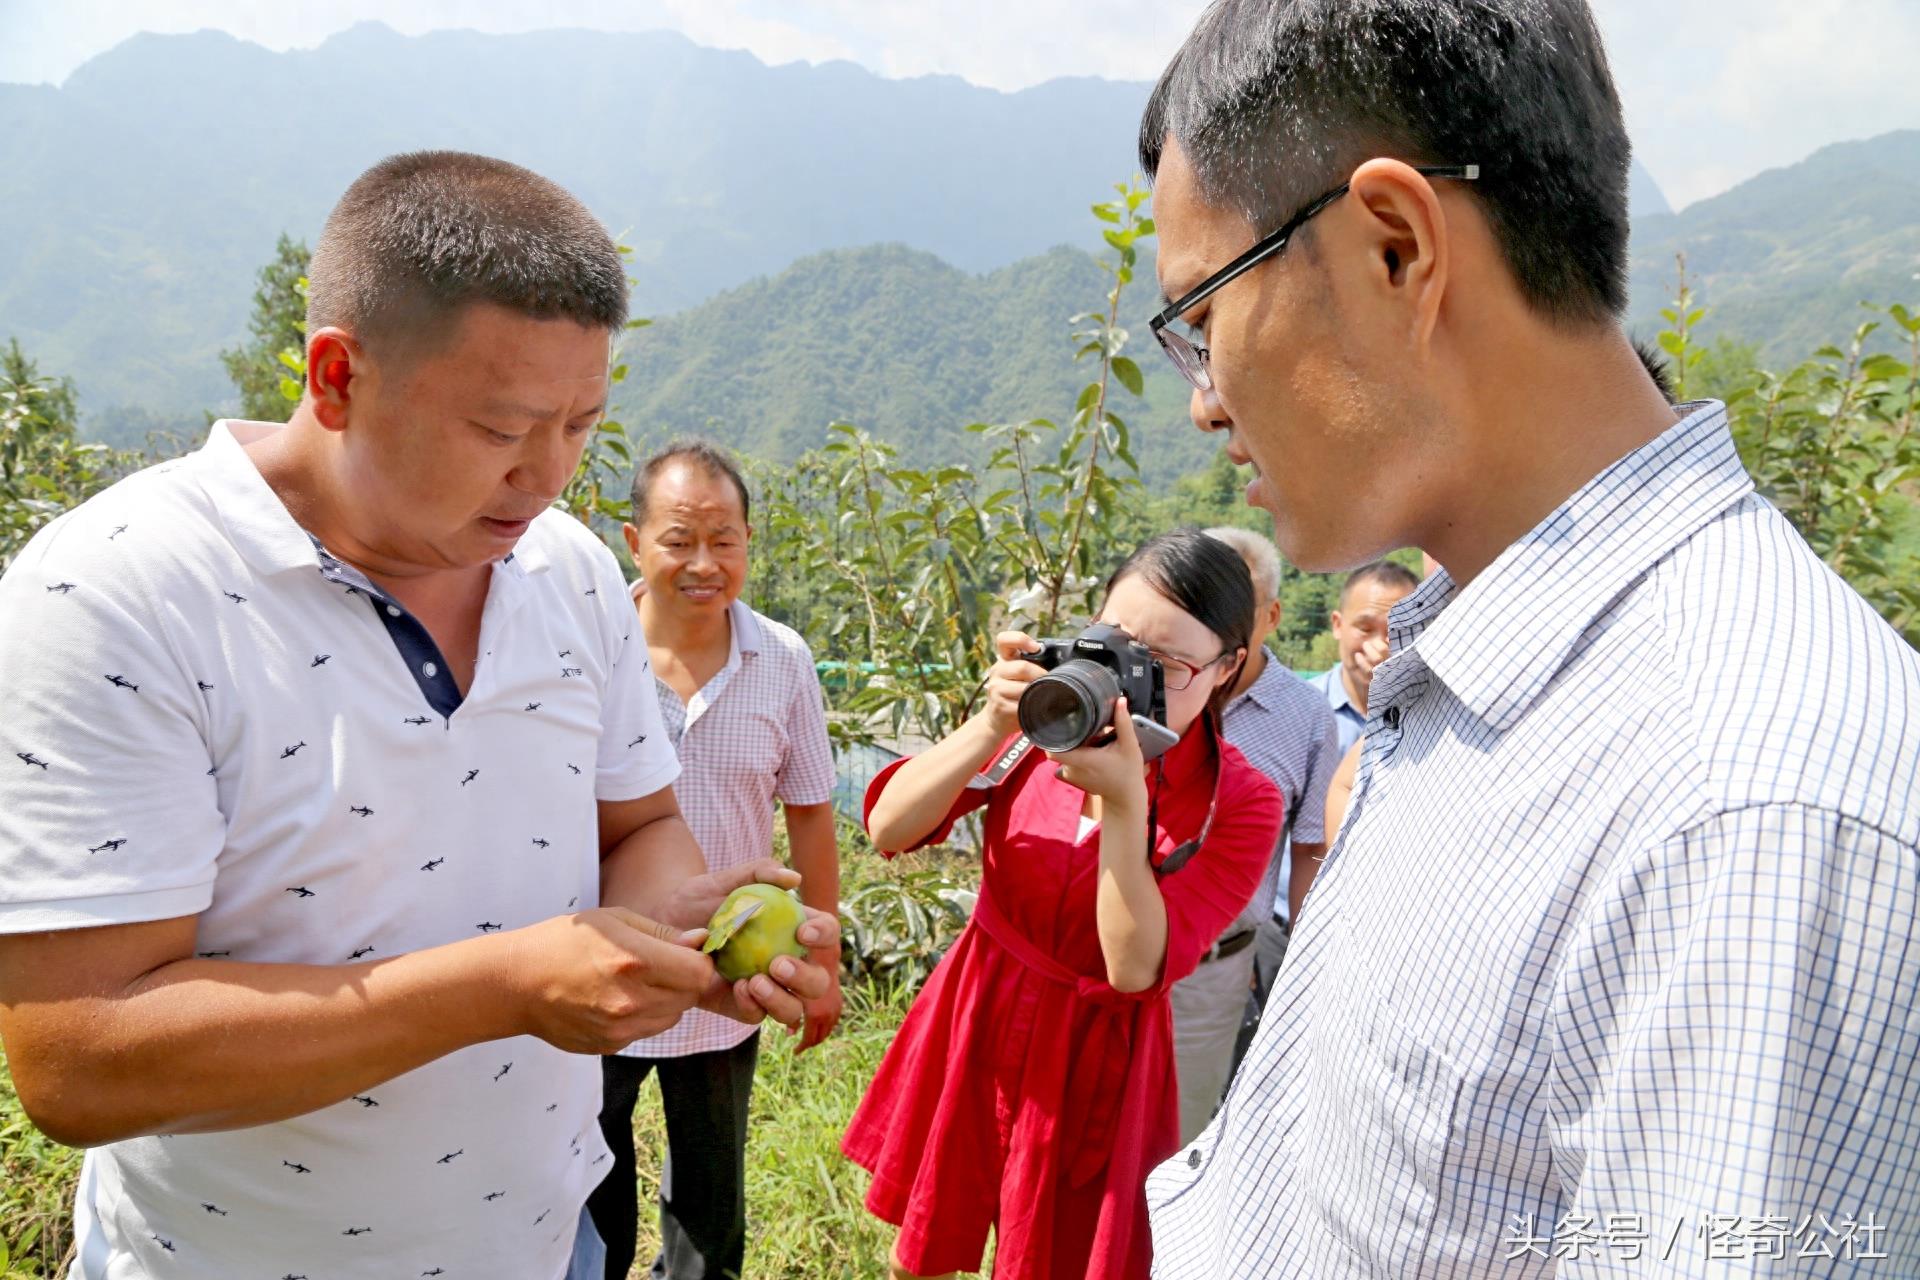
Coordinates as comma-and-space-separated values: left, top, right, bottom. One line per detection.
1137, 1, 1920, 1276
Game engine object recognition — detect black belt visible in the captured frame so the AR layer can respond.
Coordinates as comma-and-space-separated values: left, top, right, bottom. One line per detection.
1198, 927, 1256, 964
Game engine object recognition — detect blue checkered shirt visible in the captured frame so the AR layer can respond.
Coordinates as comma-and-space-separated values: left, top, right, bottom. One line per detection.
1221, 650, 1341, 927
1147, 402, 1920, 1276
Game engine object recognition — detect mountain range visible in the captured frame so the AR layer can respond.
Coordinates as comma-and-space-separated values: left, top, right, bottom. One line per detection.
3, 23, 1675, 427
608, 240, 1210, 479
1, 23, 1914, 460
1624, 130, 1920, 360
0, 22, 1152, 422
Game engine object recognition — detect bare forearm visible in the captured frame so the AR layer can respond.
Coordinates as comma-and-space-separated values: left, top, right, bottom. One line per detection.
787, 805, 844, 989
866, 714, 1004, 851
599, 812, 707, 926
17, 937, 518, 1146
1289, 842, 1326, 924
1095, 797, 1167, 992
786, 805, 841, 921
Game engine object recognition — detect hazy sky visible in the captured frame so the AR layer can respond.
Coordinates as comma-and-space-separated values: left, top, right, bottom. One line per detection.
3, 0, 1915, 210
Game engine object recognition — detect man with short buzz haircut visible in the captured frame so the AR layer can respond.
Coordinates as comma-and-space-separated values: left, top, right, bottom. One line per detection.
1309, 560, 1418, 754
591, 440, 841, 1280
0, 151, 835, 1280
1168, 526, 1338, 1144
1139, 1, 1920, 1275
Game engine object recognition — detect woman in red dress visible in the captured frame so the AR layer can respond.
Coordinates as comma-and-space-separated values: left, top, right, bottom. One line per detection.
844, 529, 1287, 1279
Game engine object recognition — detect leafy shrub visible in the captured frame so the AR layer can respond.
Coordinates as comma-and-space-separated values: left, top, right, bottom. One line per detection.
0, 341, 139, 576
1664, 258, 1920, 645
747, 183, 1158, 749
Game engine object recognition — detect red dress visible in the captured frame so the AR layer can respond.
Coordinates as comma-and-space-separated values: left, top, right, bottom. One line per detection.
842, 722, 1285, 1279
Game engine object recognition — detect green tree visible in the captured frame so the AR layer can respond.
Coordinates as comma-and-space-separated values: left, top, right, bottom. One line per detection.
219, 234, 310, 421
749, 182, 1157, 747
557, 244, 652, 544
0, 340, 137, 574
1664, 259, 1920, 646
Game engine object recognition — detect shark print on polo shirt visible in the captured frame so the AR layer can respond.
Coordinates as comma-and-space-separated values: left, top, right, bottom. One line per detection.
0, 420, 679, 1278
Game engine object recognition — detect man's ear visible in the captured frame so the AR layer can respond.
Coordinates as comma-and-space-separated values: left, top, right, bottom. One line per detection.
305, 327, 360, 433
1329, 608, 1344, 635
1345, 159, 1451, 351
621, 521, 642, 568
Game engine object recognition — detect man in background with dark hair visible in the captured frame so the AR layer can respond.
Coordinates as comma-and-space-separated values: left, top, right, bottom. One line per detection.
1310, 560, 1419, 753
592, 441, 840, 1280
1138, 1, 1920, 1275
0, 151, 835, 1279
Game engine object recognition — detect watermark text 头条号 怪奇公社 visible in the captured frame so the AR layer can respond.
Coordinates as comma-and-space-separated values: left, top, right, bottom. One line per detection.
1504, 1211, 1890, 1264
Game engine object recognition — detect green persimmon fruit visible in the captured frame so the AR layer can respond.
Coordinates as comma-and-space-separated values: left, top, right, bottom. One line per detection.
702, 883, 809, 981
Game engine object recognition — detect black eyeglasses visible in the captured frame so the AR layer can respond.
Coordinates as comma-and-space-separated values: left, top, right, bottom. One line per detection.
1149, 164, 1480, 391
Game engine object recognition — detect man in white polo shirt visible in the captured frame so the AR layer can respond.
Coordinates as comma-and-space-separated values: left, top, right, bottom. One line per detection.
590, 441, 840, 1279
0, 150, 835, 1280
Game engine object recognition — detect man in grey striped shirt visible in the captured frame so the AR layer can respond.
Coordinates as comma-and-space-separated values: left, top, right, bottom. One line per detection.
1138, 1, 1920, 1275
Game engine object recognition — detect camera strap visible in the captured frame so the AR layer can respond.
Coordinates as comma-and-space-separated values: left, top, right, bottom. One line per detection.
965, 733, 1037, 791
1152, 715, 1223, 879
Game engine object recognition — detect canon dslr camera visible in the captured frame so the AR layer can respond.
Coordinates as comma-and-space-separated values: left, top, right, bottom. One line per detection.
1015, 623, 1181, 761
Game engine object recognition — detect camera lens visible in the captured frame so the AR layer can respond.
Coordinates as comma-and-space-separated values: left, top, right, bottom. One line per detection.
1018, 659, 1120, 751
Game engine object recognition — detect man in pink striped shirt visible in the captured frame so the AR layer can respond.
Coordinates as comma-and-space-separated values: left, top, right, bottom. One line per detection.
589, 440, 841, 1279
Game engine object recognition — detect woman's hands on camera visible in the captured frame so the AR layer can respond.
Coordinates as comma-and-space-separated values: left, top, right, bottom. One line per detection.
976, 631, 1049, 739
1048, 695, 1150, 811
